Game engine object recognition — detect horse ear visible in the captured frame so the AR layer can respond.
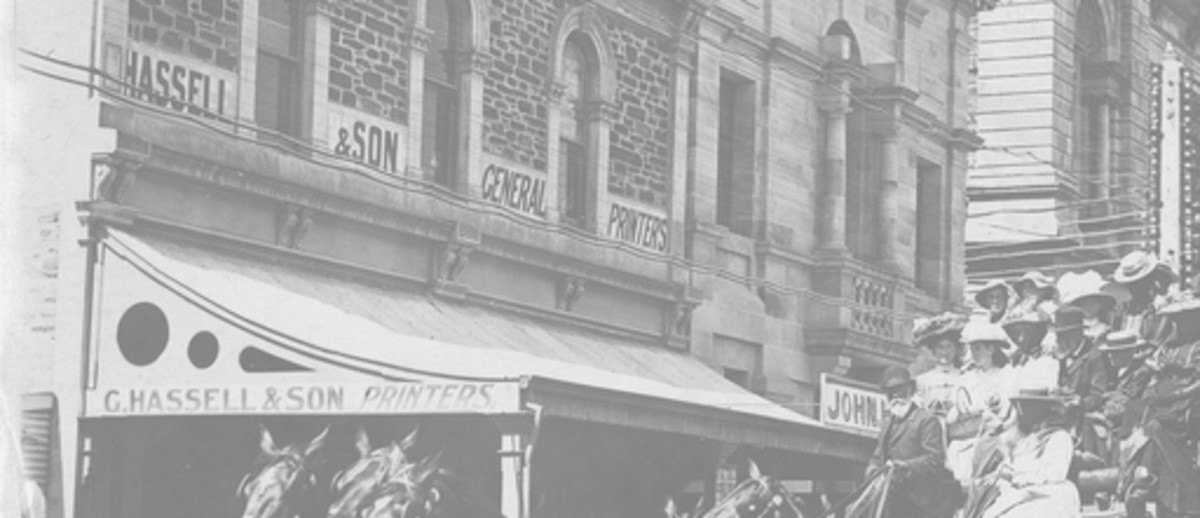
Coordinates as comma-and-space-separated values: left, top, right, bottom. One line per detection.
748, 460, 763, 480
691, 497, 705, 517
665, 498, 678, 518
400, 426, 419, 452
259, 426, 280, 456
305, 426, 330, 457
356, 428, 371, 457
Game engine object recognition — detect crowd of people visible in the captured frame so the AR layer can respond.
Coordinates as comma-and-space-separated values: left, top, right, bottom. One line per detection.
859, 250, 1200, 518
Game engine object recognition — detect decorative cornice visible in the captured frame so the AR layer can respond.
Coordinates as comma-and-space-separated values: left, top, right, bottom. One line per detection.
450, 50, 493, 75
93, 154, 141, 203
768, 37, 824, 75
903, 0, 930, 27
584, 99, 618, 123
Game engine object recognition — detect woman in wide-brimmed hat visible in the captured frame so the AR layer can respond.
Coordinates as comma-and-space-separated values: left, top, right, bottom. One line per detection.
913, 313, 971, 420
979, 388, 1081, 518
951, 320, 1016, 486
975, 280, 1013, 324
1007, 271, 1058, 324
1001, 311, 1060, 396
1112, 250, 1178, 314
1057, 270, 1123, 342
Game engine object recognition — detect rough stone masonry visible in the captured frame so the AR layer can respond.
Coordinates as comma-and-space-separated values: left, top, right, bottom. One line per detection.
129, 0, 242, 71
327, 0, 411, 124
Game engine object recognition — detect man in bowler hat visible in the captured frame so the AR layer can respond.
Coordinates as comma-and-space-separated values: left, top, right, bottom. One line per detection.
864, 366, 960, 518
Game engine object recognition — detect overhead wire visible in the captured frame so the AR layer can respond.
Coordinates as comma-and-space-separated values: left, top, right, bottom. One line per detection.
20, 50, 950, 323
967, 255, 1145, 282
966, 238, 1148, 264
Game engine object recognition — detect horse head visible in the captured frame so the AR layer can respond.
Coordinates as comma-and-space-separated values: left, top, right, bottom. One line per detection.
328, 427, 446, 518
238, 426, 329, 518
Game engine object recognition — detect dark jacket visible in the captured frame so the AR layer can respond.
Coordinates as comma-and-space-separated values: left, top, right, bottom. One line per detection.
1061, 338, 1110, 413
865, 404, 960, 518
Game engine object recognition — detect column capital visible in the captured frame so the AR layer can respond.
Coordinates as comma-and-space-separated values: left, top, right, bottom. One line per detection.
542, 81, 569, 106
407, 25, 434, 54
448, 50, 493, 75
583, 99, 618, 123
305, 0, 338, 17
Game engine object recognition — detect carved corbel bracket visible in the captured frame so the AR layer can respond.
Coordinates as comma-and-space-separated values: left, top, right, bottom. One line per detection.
93, 155, 141, 203
671, 287, 704, 338
555, 275, 587, 312
277, 204, 314, 249
432, 222, 480, 298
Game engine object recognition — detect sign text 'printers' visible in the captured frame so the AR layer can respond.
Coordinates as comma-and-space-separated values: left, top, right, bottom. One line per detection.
607, 203, 669, 252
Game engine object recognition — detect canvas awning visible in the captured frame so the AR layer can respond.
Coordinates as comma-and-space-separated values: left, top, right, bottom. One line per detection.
87, 229, 871, 466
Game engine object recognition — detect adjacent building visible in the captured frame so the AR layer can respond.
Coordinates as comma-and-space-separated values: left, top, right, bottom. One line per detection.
967, 0, 1200, 286
8, 0, 992, 516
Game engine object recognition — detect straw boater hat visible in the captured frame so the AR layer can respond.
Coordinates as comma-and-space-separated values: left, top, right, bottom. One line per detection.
912, 312, 969, 349
1098, 329, 1151, 352
962, 320, 1014, 349
1113, 250, 1179, 285
1011, 271, 1056, 295
974, 279, 1013, 308
1057, 270, 1118, 314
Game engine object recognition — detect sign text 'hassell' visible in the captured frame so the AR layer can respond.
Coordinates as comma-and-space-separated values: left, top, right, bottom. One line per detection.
819, 373, 886, 436
607, 202, 669, 252
481, 164, 547, 218
333, 120, 401, 174
124, 49, 228, 118
87, 381, 523, 417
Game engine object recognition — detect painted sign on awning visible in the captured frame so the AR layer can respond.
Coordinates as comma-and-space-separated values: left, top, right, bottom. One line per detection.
819, 373, 886, 437
87, 381, 522, 417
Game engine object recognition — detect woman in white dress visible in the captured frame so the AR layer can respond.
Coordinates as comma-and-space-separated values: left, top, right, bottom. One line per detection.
980, 388, 1081, 518
956, 321, 1015, 485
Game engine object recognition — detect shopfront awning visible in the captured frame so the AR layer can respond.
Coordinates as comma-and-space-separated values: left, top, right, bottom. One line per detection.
89, 229, 871, 465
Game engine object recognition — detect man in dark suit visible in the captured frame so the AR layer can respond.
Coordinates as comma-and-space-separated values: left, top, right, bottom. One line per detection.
863, 366, 960, 518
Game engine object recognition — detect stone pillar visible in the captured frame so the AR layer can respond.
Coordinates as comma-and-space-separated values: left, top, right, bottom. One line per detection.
669, 35, 696, 257
236, 0, 261, 134
544, 81, 567, 224
819, 89, 851, 251
405, 25, 433, 177
879, 127, 902, 272
302, 1, 333, 147
455, 50, 491, 196
1096, 98, 1111, 204
585, 99, 615, 233
685, 34, 725, 267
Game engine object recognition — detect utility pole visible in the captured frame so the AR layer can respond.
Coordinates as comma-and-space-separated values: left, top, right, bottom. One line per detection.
1153, 46, 1186, 285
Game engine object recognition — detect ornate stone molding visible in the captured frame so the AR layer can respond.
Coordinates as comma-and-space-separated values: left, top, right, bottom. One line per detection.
305, 0, 338, 17
407, 25, 434, 54
542, 81, 569, 106
556, 275, 587, 312
450, 50, 493, 75
670, 286, 704, 338
432, 221, 480, 299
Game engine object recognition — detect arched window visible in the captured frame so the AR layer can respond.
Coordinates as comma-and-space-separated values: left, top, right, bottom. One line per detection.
560, 33, 596, 228
424, 0, 463, 188
1074, 0, 1109, 216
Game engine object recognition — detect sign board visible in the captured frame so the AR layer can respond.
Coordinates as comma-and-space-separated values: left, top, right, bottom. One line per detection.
119, 42, 236, 119
87, 381, 522, 417
328, 104, 407, 175
480, 162, 548, 218
606, 200, 669, 253
819, 373, 886, 437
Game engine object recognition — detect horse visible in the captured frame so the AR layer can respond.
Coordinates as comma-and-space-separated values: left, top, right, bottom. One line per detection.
327, 427, 446, 518
666, 462, 808, 518
238, 426, 330, 518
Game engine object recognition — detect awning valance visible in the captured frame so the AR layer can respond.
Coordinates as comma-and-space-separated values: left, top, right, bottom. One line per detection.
88, 229, 871, 463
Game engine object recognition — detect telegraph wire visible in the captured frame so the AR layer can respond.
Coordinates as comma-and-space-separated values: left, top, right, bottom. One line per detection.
967, 224, 1149, 253
966, 255, 1147, 282
966, 238, 1147, 264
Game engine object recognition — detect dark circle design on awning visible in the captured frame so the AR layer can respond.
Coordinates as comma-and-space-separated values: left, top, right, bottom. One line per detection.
188, 331, 219, 369
117, 302, 170, 366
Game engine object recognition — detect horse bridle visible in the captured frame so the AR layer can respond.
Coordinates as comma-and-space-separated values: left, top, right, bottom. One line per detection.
741, 479, 805, 518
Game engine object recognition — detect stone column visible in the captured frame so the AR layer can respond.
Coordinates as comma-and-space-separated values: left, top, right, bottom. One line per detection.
302, 0, 333, 147
544, 81, 567, 224
685, 34, 725, 267
819, 90, 851, 251
585, 99, 616, 233
669, 35, 696, 257
455, 50, 491, 197
236, 0, 261, 135
405, 25, 433, 177
1096, 98, 1111, 204
879, 127, 902, 272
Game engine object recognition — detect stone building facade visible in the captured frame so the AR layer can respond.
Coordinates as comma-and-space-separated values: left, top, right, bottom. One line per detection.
10, 0, 990, 515
967, 0, 1200, 285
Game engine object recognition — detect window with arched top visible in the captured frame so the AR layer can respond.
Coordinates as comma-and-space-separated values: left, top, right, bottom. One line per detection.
824, 21, 879, 260
560, 33, 596, 228
423, 0, 464, 188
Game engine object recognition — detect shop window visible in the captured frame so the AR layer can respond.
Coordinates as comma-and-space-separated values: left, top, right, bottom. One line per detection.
559, 33, 598, 229
915, 158, 944, 295
424, 0, 460, 188
255, 0, 303, 139
717, 71, 755, 236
